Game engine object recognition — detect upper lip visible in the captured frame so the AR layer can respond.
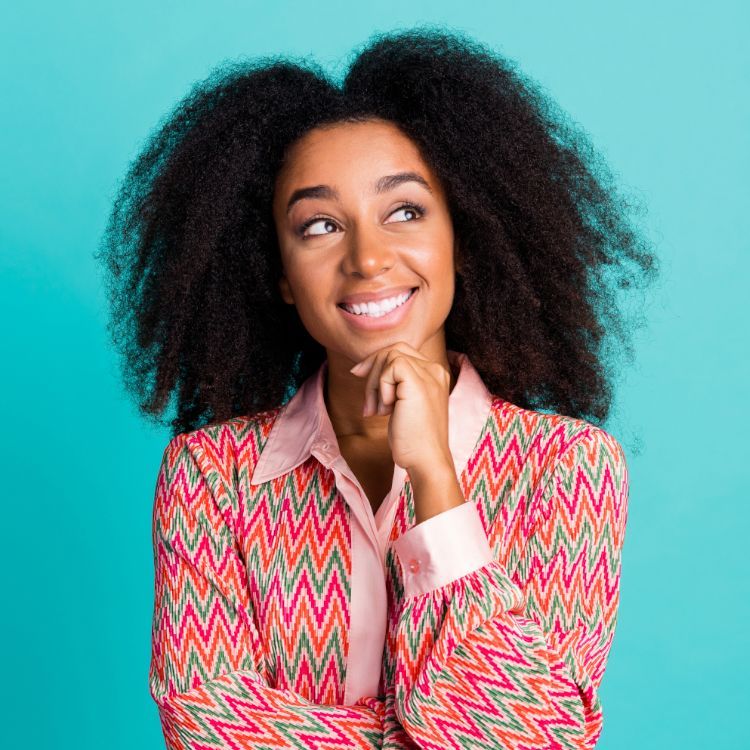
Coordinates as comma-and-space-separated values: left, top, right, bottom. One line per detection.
338, 286, 417, 306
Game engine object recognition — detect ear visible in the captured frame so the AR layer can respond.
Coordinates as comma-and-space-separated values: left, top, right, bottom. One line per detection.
278, 273, 295, 305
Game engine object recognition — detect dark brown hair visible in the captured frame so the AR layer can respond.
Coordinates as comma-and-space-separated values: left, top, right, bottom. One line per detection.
96, 26, 659, 438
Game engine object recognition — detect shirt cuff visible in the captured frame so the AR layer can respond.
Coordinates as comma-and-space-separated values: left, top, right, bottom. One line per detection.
392, 501, 494, 599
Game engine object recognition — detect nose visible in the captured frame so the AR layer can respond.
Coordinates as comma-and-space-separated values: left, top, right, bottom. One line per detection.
341, 222, 397, 278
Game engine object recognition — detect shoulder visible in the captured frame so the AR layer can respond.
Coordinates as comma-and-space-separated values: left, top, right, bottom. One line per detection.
476, 396, 628, 557
488, 394, 625, 465
491, 397, 628, 542
158, 407, 285, 519
486, 395, 627, 514
164, 407, 283, 470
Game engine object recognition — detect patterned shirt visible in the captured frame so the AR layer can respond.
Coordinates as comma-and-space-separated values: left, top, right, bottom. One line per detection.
149, 349, 629, 749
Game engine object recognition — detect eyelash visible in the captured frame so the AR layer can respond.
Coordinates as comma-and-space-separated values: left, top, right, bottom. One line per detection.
296, 201, 427, 239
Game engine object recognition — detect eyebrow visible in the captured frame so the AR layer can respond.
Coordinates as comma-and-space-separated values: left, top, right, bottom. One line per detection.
285, 171, 433, 214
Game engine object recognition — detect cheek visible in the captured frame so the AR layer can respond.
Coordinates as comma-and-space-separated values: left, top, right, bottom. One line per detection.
411, 234, 454, 279
284, 260, 331, 309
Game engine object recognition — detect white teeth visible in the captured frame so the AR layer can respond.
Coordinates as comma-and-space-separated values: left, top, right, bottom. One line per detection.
343, 289, 413, 317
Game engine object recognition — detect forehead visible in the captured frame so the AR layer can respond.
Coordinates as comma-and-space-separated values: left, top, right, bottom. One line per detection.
274, 119, 435, 192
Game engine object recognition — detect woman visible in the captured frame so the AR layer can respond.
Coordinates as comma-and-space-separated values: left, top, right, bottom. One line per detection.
98, 27, 657, 749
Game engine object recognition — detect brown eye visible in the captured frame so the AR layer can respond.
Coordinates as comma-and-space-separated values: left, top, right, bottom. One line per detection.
385, 202, 426, 223
299, 217, 338, 238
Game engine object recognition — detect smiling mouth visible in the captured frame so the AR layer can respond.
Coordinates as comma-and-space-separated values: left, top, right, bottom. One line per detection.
337, 287, 417, 317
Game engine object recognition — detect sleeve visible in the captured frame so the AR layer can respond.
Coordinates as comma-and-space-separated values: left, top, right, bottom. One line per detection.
149, 434, 386, 750
388, 428, 629, 749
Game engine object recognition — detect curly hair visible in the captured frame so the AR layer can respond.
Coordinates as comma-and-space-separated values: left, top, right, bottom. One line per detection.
96, 25, 659, 438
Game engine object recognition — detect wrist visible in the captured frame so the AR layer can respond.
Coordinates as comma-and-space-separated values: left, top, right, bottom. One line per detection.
408, 459, 465, 525
408, 459, 454, 487
407, 451, 454, 486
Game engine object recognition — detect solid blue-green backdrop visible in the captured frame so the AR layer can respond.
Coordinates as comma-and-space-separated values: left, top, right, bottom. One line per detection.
2, 1, 747, 748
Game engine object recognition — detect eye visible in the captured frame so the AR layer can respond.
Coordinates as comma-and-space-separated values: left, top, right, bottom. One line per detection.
385, 202, 426, 224
298, 216, 339, 238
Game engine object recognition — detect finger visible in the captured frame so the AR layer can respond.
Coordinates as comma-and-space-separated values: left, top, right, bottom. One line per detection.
385, 340, 431, 362
365, 350, 414, 416
379, 355, 422, 414
357, 344, 429, 416
378, 358, 398, 414
362, 350, 388, 416
350, 340, 430, 376
376, 350, 427, 414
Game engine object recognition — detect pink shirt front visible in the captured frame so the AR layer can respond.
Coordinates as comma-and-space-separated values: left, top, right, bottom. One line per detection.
250, 348, 495, 704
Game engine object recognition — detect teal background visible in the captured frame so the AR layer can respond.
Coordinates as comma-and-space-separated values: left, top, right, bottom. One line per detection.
2, 1, 747, 747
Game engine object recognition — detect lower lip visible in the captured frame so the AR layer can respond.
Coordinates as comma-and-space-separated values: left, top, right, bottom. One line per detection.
337, 288, 419, 331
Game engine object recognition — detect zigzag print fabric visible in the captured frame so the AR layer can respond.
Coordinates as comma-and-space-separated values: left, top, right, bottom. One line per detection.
149, 397, 628, 749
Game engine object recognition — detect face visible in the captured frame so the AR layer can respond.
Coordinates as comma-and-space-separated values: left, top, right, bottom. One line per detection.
272, 118, 458, 369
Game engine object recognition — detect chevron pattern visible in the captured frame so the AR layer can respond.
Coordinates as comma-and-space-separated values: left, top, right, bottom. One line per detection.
150, 396, 628, 749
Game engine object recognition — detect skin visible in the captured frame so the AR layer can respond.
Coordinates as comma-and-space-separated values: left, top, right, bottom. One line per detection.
272, 118, 466, 523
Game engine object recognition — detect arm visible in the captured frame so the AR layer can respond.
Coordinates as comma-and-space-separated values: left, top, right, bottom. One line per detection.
149, 434, 386, 749
388, 427, 629, 749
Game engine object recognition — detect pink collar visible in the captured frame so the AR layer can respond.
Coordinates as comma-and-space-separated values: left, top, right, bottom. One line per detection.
251, 349, 495, 485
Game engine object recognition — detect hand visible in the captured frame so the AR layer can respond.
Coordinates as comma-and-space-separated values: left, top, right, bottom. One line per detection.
349, 342, 453, 477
